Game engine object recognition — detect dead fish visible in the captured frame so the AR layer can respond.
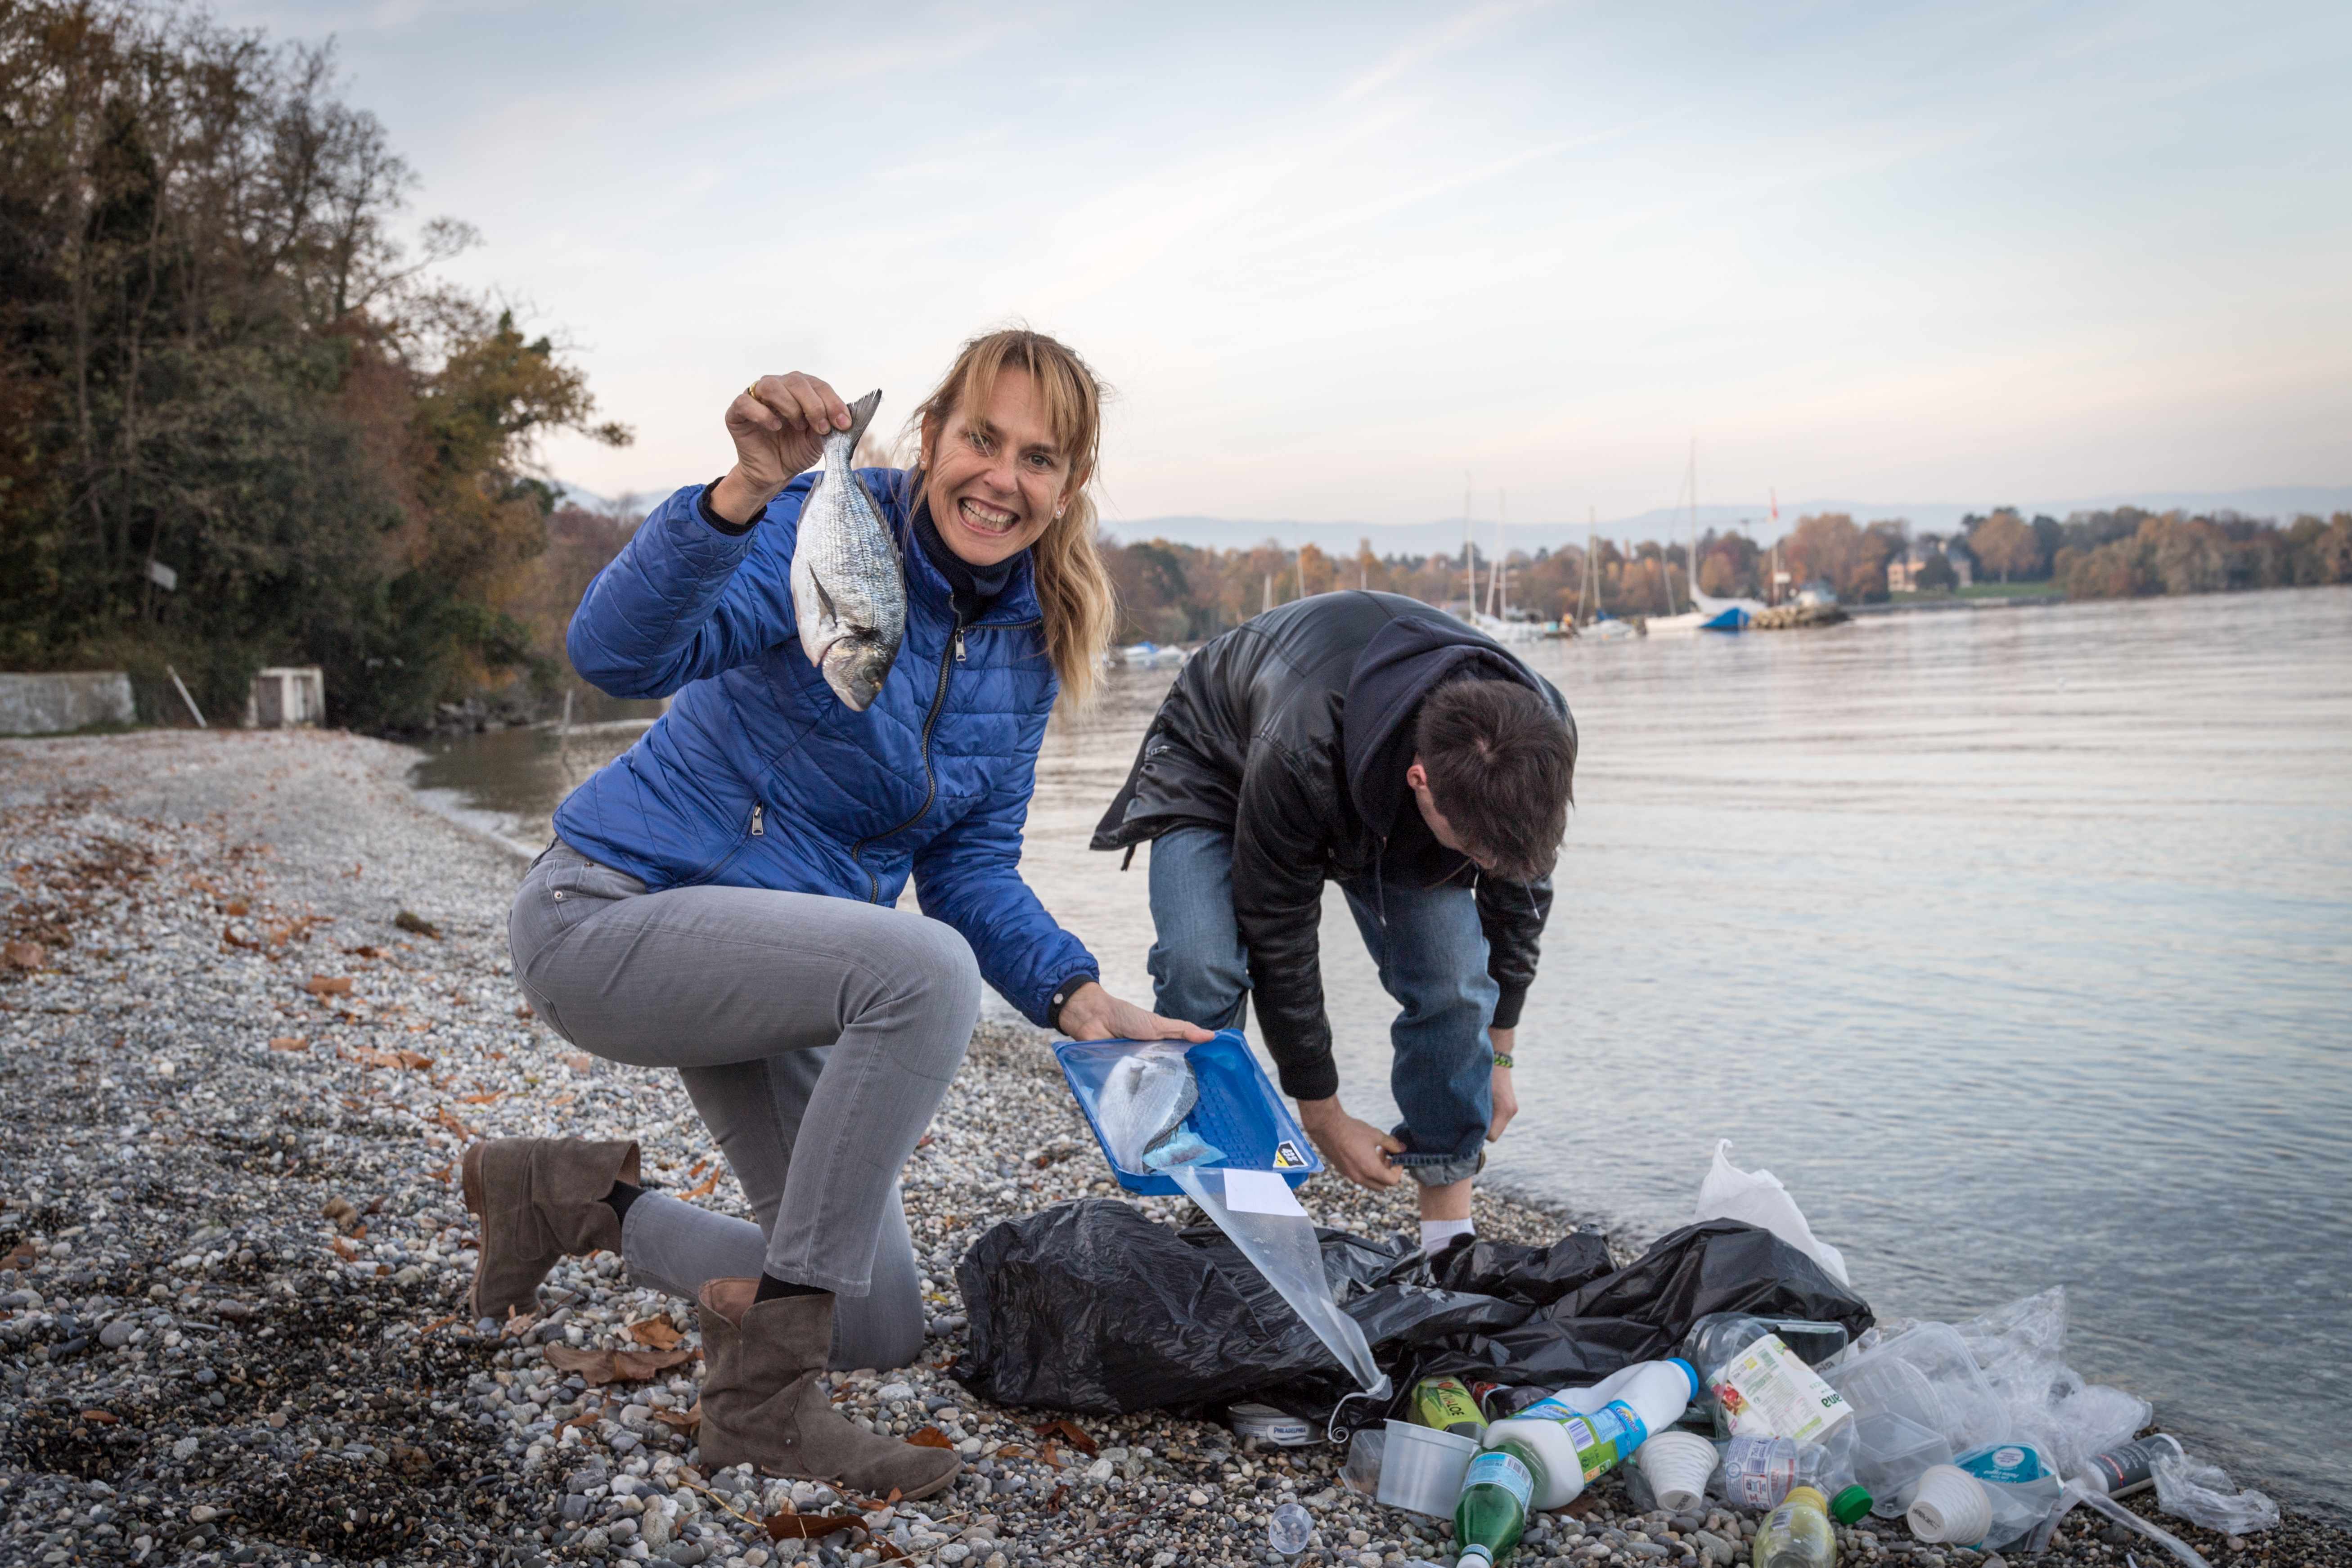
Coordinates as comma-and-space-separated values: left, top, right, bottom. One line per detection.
790, 388, 904, 710
1098, 1044, 1200, 1171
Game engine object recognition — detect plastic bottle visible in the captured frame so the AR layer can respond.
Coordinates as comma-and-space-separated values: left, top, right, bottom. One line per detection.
1683, 1315, 1850, 1442
1532, 1359, 1680, 1416
2074, 1434, 2184, 1500
1722, 1435, 1876, 1523
1481, 1358, 1700, 1510
1754, 1484, 1839, 1568
1454, 1434, 1549, 1567
1411, 1376, 1489, 1439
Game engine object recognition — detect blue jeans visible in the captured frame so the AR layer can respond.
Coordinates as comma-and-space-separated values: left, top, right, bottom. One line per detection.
1147, 826, 1496, 1186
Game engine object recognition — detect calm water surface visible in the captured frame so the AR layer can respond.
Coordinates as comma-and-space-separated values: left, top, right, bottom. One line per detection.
415, 588, 2352, 1516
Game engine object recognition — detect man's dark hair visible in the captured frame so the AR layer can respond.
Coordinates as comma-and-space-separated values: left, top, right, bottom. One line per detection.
1415, 679, 1576, 883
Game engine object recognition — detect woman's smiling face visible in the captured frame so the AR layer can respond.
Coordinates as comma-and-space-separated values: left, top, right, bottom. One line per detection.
921, 368, 1075, 568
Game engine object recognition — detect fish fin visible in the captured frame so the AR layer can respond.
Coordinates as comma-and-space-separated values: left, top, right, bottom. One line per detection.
809, 570, 838, 627
841, 388, 883, 456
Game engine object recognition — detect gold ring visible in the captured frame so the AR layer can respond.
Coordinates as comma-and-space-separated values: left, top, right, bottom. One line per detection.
744, 382, 760, 400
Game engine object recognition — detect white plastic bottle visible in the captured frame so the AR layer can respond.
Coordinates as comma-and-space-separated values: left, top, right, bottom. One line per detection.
1482, 1359, 1700, 1510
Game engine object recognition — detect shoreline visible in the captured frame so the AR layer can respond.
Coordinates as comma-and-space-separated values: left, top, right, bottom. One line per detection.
0, 729, 2336, 1567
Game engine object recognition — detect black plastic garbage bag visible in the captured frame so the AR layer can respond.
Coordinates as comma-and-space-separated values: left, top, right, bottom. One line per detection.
956, 1201, 1542, 1414
1409, 1218, 1872, 1394
1428, 1233, 1616, 1305
955, 1204, 1869, 1423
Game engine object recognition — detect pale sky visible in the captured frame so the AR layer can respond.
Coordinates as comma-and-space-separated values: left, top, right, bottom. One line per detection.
225, 0, 2352, 529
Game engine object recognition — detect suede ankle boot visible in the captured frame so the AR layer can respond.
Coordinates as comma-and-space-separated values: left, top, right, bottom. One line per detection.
696, 1278, 962, 1500
460, 1137, 640, 1321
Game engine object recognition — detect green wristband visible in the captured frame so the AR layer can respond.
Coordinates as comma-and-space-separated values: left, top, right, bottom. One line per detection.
1491, 1052, 1514, 1069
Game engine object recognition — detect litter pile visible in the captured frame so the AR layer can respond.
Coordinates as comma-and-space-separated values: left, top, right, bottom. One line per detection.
962, 1037, 2284, 1568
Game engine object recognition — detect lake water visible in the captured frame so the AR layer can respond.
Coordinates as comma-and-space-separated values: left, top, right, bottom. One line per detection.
413, 587, 2352, 1518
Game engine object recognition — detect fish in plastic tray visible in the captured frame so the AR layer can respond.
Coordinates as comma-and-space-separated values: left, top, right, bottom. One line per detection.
1097, 1044, 1200, 1170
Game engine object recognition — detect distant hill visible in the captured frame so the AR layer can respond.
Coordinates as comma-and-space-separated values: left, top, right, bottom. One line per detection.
552, 481, 2352, 554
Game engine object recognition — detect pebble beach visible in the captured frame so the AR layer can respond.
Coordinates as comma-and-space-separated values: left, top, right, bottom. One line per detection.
1, 729, 2339, 1568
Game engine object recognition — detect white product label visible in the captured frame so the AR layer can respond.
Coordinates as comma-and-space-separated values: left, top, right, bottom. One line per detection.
1715, 1334, 1850, 1442
1222, 1169, 1308, 1217
1463, 1451, 1534, 1510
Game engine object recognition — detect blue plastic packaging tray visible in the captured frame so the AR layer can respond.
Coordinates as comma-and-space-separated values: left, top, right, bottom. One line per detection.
1053, 1029, 1322, 1195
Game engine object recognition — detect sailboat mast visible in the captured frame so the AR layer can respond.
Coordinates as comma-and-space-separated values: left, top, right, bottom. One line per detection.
1462, 472, 1476, 613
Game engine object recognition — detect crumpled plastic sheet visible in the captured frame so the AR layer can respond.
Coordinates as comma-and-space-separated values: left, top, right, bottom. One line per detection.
2153, 1454, 2281, 1536
1957, 1286, 2152, 1476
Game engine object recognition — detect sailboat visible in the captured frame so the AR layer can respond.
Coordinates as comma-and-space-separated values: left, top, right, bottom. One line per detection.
1646, 440, 1765, 634
1575, 513, 1636, 640
1464, 487, 1547, 642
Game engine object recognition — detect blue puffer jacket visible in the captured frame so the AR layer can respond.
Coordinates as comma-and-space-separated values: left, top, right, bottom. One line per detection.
554, 469, 1097, 1025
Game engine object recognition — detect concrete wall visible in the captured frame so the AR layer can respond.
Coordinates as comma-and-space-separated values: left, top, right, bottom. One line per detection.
0, 672, 137, 736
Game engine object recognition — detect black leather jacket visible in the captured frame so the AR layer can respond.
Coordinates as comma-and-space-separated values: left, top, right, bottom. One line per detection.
1093, 592, 1572, 1101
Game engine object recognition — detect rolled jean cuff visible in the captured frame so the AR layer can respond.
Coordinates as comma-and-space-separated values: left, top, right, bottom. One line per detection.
1388, 1141, 1484, 1188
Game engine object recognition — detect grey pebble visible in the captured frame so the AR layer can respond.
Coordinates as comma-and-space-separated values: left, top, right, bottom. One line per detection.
98, 1320, 135, 1349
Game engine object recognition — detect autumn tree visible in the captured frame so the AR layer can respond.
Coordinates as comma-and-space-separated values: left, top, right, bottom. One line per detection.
1970, 509, 2045, 582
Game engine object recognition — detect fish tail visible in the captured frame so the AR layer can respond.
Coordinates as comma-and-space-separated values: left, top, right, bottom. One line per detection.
841, 388, 883, 455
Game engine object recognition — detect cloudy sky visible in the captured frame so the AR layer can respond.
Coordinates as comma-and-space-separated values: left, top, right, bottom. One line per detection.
222, 0, 2351, 530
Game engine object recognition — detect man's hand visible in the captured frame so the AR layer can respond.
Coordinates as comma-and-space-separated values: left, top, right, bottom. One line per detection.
1488, 1024, 1516, 1142
1055, 981, 1211, 1045
1297, 1096, 1404, 1189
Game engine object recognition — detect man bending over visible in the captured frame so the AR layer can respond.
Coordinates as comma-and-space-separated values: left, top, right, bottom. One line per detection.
1093, 591, 1576, 1254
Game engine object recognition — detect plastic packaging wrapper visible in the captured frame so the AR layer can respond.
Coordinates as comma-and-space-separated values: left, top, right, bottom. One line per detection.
2152, 1453, 2281, 1535
1956, 1288, 2154, 1475
956, 1205, 1872, 1421
1694, 1140, 1851, 1286
1169, 1164, 1389, 1397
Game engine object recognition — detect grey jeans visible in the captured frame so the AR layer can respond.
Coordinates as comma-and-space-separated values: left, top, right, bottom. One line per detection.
508, 841, 981, 1370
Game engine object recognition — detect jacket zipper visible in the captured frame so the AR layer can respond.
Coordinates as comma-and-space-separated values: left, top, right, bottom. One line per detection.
750, 804, 764, 837
847, 611, 1015, 901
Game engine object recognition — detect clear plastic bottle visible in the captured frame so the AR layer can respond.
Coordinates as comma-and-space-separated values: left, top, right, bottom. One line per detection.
1682, 1314, 1851, 1442
1754, 1484, 1839, 1568
1454, 1435, 1549, 1567
1723, 1434, 1875, 1522
1484, 1359, 1700, 1509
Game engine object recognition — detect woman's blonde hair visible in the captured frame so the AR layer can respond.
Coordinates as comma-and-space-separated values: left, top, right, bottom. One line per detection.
905, 328, 1116, 709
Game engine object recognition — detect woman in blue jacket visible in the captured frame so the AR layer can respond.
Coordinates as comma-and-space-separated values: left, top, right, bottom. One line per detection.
466, 330, 1202, 1499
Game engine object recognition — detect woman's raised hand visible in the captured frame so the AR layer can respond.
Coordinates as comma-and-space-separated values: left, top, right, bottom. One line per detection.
708, 373, 853, 526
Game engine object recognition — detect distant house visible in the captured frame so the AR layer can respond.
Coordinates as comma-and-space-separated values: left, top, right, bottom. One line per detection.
1888, 533, 1974, 593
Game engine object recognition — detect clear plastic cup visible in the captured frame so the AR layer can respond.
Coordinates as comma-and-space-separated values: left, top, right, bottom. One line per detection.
1341, 1425, 1387, 1496
1376, 1419, 1480, 1517
1637, 1429, 1721, 1513
1907, 1465, 1994, 1545
1848, 1410, 1954, 1518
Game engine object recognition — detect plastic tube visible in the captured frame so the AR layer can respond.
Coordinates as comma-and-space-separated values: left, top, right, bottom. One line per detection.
2029, 1482, 2212, 1568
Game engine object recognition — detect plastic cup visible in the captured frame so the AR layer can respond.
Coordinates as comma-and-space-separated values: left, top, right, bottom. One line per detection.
1907, 1465, 1994, 1545
1376, 1419, 1480, 1517
1637, 1429, 1720, 1513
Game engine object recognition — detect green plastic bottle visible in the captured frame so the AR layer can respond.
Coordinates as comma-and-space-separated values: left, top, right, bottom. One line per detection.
1754, 1483, 1839, 1568
1454, 1434, 1549, 1566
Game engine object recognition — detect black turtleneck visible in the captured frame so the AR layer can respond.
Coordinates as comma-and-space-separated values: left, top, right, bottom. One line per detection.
911, 494, 1016, 622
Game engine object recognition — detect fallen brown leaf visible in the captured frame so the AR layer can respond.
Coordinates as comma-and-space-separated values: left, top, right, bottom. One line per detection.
330, 1237, 358, 1261
3, 1241, 36, 1271
549, 1092, 576, 1107
653, 1401, 701, 1433
434, 1105, 477, 1139
418, 1314, 458, 1337
540, 1343, 693, 1386
4, 940, 46, 970
221, 926, 259, 949
78, 1409, 118, 1425
344, 944, 384, 959
906, 1425, 955, 1451
304, 975, 352, 997
457, 1090, 503, 1105
321, 1196, 358, 1224
269, 1036, 308, 1051
625, 1316, 684, 1349
222, 900, 249, 917
514, 1002, 534, 1020
1034, 1418, 1098, 1456
681, 1166, 723, 1200
764, 1511, 868, 1544
394, 909, 442, 939
563, 1051, 594, 1074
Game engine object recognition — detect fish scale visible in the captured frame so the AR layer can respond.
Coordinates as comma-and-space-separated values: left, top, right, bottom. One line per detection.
790, 388, 906, 710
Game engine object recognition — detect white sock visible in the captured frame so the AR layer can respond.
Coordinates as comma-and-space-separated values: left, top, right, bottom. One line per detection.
1420, 1217, 1475, 1254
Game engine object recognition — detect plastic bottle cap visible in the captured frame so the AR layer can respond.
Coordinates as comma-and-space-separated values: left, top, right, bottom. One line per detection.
1830, 1486, 1874, 1525
1666, 1357, 1700, 1401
